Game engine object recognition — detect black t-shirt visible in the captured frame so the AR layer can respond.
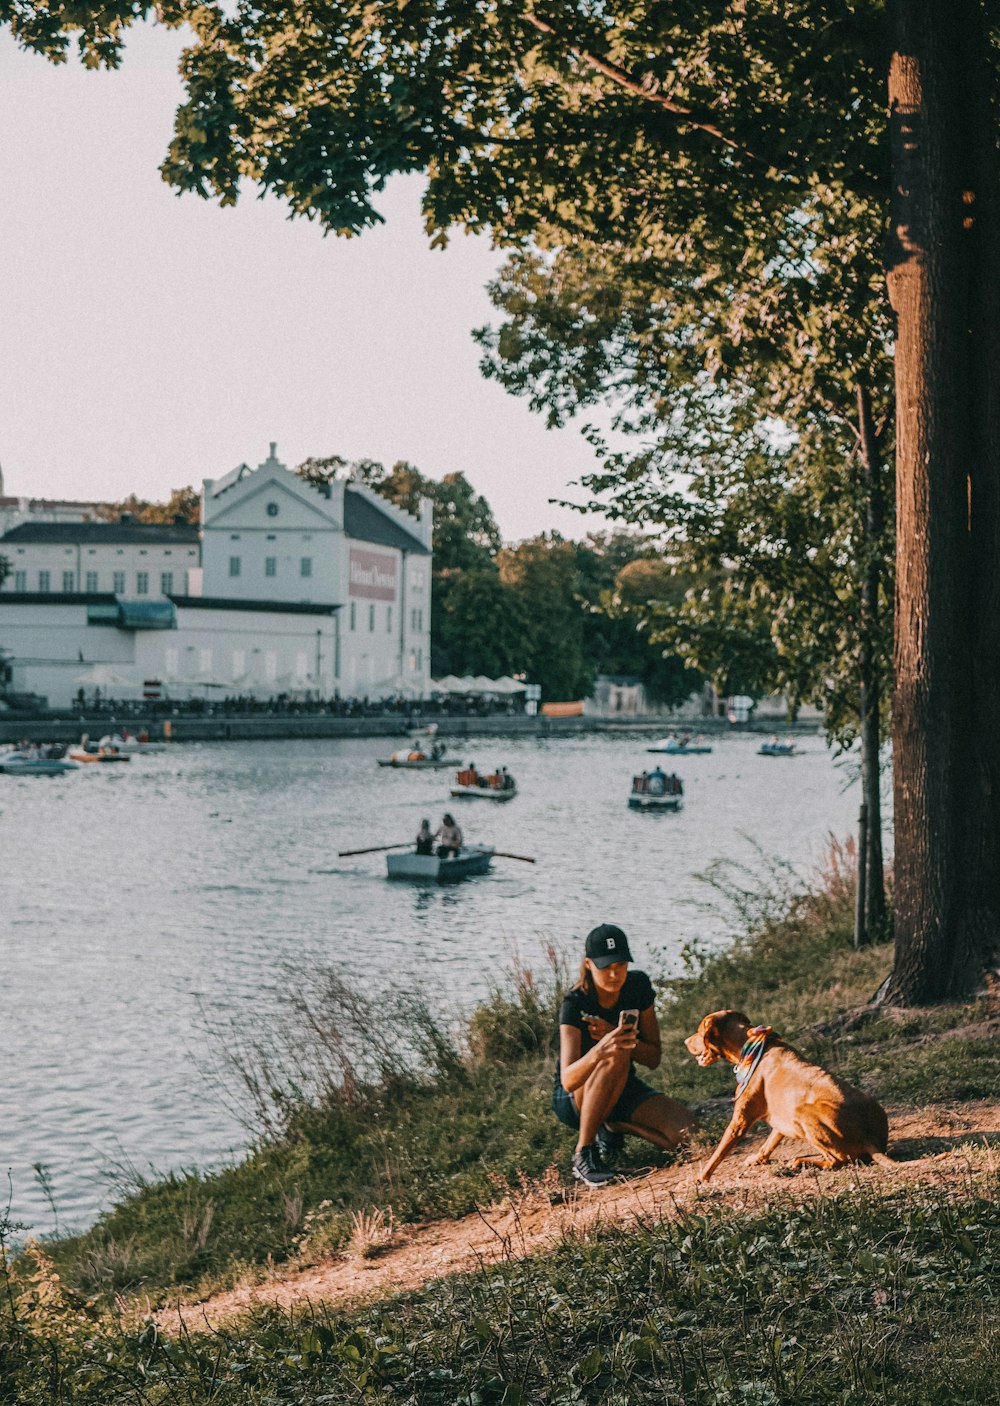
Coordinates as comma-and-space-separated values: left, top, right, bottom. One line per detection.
554, 969, 655, 1086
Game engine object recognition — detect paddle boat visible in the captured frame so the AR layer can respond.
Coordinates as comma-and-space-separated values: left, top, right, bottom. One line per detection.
646, 734, 713, 755
116, 733, 168, 755
386, 845, 495, 882
377, 748, 461, 769
69, 740, 132, 763
0, 748, 80, 776
628, 769, 683, 811
450, 766, 517, 801
759, 738, 796, 756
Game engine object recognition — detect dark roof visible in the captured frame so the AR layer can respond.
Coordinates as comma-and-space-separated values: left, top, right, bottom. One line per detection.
170, 596, 340, 616
1, 521, 199, 545
0, 591, 339, 617
343, 488, 429, 556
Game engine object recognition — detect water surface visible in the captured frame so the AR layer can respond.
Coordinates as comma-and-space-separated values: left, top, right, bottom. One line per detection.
1, 731, 880, 1232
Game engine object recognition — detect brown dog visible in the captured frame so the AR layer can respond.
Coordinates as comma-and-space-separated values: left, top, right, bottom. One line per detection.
685, 1010, 892, 1182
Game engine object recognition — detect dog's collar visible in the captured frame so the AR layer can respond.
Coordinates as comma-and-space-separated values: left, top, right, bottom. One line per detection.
734, 1025, 774, 1095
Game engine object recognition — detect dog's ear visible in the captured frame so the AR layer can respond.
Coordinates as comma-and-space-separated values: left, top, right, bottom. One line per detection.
701, 1010, 751, 1058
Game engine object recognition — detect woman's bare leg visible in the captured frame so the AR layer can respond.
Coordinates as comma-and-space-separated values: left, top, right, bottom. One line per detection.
609, 1095, 698, 1152
573, 1050, 631, 1151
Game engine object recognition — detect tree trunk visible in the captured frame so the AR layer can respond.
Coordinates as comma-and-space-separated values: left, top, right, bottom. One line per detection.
856, 381, 886, 946
884, 0, 1000, 1002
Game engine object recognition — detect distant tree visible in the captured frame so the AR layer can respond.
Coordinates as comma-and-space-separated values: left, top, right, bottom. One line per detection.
498, 534, 592, 701
95, 486, 200, 525
296, 456, 500, 572
573, 536, 702, 707
432, 567, 531, 678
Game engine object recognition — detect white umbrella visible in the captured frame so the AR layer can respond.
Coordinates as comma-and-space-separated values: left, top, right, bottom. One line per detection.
373, 674, 425, 697
470, 675, 499, 694
493, 675, 528, 694
74, 664, 141, 689
430, 675, 465, 693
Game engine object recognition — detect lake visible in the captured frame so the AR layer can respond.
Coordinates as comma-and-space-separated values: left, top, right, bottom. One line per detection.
0, 730, 884, 1233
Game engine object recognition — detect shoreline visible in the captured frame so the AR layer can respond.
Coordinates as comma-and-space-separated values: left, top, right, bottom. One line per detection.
0, 711, 823, 746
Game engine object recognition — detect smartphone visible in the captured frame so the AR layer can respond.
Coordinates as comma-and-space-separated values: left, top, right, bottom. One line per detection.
619, 1009, 639, 1030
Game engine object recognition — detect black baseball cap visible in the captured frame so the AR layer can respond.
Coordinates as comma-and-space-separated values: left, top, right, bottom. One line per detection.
585, 923, 632, 968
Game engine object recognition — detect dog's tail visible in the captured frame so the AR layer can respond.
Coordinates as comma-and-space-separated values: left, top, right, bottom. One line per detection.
870, 1151, 896, 1168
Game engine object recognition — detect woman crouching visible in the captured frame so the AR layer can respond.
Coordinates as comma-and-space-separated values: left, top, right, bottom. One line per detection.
553, 924, 697, 1185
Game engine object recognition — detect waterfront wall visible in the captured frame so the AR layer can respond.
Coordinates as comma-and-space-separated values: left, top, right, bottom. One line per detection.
0, 711, 820, 745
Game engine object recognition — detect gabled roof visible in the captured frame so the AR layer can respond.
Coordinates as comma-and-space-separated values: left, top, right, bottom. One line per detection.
1, 521, 199, 545
344, 488, 430, 555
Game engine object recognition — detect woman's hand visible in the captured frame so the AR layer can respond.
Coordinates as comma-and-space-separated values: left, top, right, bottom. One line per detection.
581, 1013, 615, 1041
594, 1021, 638, 1057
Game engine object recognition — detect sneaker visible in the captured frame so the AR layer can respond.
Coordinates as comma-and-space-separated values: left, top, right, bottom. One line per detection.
572, 1145, 617, 1187
595, 1123, 625, 1162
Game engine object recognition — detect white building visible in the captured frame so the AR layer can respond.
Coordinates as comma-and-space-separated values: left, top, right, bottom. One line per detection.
200, 444, 432, 696
0, 445, 433, 708
0, 519, 201, 597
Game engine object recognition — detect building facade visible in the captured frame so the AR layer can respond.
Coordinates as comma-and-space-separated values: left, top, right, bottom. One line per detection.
0, 446, 433, 707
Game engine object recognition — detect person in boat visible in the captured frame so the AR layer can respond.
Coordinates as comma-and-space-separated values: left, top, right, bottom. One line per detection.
432, 739, 445, 761
552, 924, 697, 1186
415, 818, 435, 856
647, 764, 667, 796
435, 813, 463, 859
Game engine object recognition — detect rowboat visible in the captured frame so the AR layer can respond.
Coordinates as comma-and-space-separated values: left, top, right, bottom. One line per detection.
450, 767, 517, 801
628, 769, 684, 811
450, 782, 518, 801
386, 846, 495, 881
377, 755, 460, 770
0, 751, 80, 776
646, 737, 713, 755
627, 792, 683, 811
759, 740, 796, 756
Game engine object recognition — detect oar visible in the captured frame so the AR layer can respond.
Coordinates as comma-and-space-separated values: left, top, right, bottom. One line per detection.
337, 841, 413, 857
491, 851, 536, 863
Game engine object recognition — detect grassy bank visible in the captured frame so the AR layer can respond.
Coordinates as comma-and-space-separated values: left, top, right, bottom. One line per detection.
37, 846, 999, 1304
3, 845, 999, 1401
5, 1172, 998, 1403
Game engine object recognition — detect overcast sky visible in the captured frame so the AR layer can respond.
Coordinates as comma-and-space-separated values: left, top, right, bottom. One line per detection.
0, 24, 613, 543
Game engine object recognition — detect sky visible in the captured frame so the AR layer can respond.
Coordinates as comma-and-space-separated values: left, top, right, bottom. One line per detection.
0, 23, 613, 543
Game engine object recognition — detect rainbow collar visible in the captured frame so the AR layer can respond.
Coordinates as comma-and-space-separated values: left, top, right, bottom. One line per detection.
734, 1025, 774, 1095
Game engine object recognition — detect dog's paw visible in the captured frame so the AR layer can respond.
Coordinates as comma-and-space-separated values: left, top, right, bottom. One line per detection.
745, 1152, 769, 1167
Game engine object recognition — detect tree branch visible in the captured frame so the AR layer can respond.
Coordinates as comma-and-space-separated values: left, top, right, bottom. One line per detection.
524, 11, 762, 163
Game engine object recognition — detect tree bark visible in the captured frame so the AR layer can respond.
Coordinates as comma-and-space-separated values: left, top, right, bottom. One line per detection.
856, 381, 886, 946
884, 0, 1000, 1002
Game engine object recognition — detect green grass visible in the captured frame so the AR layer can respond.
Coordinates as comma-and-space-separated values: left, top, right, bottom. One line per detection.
5, 1174, 998, 1403
38, 845, 1000, 1308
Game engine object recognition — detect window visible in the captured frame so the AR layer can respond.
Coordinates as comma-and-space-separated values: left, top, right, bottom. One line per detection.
387, 605, 392, 633
230, 533, 240, 541
62, 571, 75, 592
295, 652, 308, 679
349, 601, 356, 631
13, 571, 26, 592
136, 572, 149, 595
368, 603, 375, 631
265, 557, 276, 577
38, 570, 50, 592
416, 647, 423, 670
165, 647, 179, 678
232, 649, 245, 680
199, 648, 212, 674
113, 571, 125, 593
161, 572, 173, 595
85, 571, 99, 593
266, 502, 279, 517
266, 533, 276, 541
229, 556, 241, 577
300, 557, 312, 578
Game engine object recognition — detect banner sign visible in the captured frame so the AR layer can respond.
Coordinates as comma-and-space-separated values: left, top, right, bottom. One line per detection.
349, 548, 397, 601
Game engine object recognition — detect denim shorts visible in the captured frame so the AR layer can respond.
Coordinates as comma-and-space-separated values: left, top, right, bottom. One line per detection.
551, 1070, 660, 1129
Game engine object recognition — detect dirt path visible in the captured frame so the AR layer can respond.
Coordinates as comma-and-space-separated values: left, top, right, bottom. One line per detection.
159, 1100, 999, 1333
